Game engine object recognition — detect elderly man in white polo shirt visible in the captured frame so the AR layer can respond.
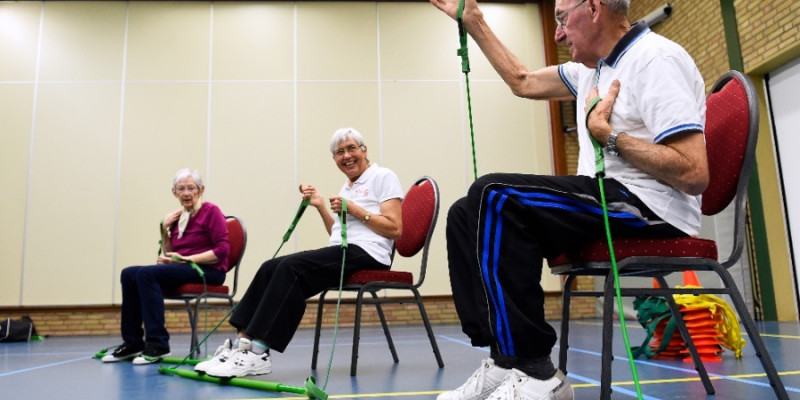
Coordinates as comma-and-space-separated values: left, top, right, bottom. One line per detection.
430, 0, 708, 399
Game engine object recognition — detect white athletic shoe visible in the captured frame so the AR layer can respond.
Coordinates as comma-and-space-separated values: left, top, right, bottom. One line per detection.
205, 338, 272, 378
100, 344, 143, 363
437, 358, 511, 400
194, 338, 233, 374
131, 347, 170, 365
485, 369, 573, 400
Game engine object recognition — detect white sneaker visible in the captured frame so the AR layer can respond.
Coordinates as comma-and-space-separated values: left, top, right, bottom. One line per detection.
205, 338, 272, 378
131, 347, 170, 365
194, 338, 233, 374
438, 358, 511, 400
486, 369, 573, 400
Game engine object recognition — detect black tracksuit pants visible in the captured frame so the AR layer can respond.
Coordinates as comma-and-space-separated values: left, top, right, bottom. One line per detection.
446, 173, 686, 364
229, 244, 385, 352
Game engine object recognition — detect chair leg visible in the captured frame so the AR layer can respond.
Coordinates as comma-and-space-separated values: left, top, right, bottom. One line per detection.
369, 291, 399, 363
713, 264, 789, 399
311, 290, 329, 370
184, 300, 199, 359
600, 272, 616, 400
411, 288, 444, 368
559, 275, 576, 374
657, 276, 715, 395
350, 289, 368, 376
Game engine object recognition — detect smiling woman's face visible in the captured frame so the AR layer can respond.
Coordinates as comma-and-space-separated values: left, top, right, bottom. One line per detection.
333, 137, 369, 182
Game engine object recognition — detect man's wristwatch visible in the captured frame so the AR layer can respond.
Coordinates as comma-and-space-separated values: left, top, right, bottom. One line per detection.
362, 213, 371, 224
606, 129, 622, 156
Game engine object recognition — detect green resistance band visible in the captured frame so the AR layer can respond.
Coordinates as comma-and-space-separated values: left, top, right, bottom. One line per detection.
456, 0, 478, 181
172, 250, 209, 358
586, 96, 643, 400
157, 366, 328, 400
156, 196, 344, 399
321, 199, 348, 390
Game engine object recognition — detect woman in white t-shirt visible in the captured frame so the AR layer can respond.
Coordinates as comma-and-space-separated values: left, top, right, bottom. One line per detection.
196, 127, 404, 378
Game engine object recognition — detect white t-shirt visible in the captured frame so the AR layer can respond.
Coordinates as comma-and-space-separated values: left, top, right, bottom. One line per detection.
558, 23, 706, 236
328, 164, 404, 265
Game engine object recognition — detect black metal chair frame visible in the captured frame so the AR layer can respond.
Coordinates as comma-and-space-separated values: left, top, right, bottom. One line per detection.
551, 71, 788, 399
165, 215, 246, 359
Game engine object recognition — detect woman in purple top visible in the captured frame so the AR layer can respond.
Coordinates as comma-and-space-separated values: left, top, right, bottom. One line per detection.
102, 168, 230, 365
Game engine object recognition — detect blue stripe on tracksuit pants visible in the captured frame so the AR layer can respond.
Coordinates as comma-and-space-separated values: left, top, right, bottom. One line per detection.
446, 173, 686, 367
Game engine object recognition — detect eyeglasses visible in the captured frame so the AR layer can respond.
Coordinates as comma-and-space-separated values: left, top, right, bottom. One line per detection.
175, 185, 199, 193
555, 0, 587, 28
333, 144, 363, 158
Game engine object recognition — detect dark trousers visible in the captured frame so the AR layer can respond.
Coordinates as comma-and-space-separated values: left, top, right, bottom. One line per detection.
120, 263, 225, 350
447, 173, 686, 362
229, 244, 385, 352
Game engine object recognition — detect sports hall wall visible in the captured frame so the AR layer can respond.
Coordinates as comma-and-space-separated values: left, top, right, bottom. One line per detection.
4, 0, 799, 333
0, 1, 558, 309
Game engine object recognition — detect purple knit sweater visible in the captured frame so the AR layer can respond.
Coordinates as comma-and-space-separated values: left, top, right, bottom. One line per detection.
167, 202, 230, 271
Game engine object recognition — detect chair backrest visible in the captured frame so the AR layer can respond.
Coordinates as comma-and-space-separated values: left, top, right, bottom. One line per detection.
394, 176, 439, 286
225, 215, 247, 296
701, 71, 759, 266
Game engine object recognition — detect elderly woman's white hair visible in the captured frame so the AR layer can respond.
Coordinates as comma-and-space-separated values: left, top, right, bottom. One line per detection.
172, 168, 204, 189
329, 127, 366, 155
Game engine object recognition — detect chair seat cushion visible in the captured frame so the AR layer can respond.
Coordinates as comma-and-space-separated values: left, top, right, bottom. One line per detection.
548, 237, 718, 267
166, 283, 230, 296
346, 270, 414, 285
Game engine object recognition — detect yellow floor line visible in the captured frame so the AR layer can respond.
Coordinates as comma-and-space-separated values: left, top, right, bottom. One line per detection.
760, 332, 800, 340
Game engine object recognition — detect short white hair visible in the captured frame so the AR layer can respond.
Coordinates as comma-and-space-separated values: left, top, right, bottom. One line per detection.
172, 168, 204, 189
329, 127, 366, 155
604, 0, 629, 16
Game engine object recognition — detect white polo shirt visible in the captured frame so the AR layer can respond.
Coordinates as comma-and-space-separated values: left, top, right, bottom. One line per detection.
329, 163, 404, 265
558, 22, 706, 236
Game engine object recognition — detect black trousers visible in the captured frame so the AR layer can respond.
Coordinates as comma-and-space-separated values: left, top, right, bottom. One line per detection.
229, 244, 386, 352
446, 173, 686, 361
120, 264, 225, 350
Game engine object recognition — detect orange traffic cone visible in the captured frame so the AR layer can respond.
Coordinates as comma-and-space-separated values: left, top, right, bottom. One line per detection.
683, 270, 701, 287
680, 305, 725, 362
676, 271, 725, 362
650, 320, 686, 360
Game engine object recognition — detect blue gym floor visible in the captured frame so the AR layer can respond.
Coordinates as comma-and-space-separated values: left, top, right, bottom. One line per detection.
2, 320, 799, 399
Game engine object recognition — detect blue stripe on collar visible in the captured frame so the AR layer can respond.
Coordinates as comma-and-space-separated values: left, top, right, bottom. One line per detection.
603, 21, 650, 68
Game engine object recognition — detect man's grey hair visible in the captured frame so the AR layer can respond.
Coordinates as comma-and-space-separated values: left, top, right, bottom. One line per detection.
172, 168, 204, 189
604, 0, 629, 16
329, 127, 367, 155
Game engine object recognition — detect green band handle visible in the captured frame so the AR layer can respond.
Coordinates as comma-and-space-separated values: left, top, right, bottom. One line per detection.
585, 95, 606, 176
339, 199, 348, 249
158, 220, 167, 257
456, 0, 470, 73
284, 197, 311, 242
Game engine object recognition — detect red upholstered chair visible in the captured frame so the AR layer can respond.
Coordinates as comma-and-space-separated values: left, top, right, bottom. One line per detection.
548, 71, 788, 399
164, 215, 246, 358
311, 176, 444, 376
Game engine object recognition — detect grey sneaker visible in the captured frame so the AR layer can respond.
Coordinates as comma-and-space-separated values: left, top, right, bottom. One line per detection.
205, 338, 271, 378
195, 338, 233, 374
437, 358, 511, 400
485, 369, 573, 400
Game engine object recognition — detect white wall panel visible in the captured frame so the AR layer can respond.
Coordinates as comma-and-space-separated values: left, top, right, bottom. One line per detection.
0, 1, 549, 305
